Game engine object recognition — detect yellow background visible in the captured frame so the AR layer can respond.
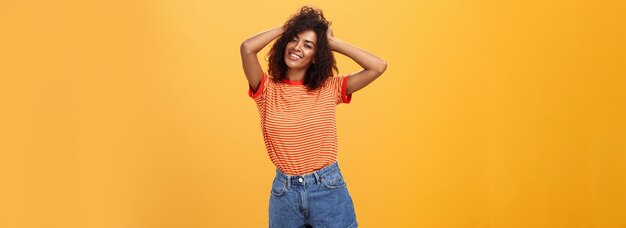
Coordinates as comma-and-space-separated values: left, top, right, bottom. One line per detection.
1, 0, 625, 227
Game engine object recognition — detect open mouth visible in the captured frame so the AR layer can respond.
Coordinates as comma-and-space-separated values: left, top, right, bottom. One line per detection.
288, 52, 302, 60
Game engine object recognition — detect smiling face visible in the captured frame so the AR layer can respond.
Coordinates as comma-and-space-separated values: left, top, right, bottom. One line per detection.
284, 30, 318, 71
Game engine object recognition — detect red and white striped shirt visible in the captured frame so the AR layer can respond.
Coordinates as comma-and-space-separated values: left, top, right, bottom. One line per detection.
249, 73, 352, 175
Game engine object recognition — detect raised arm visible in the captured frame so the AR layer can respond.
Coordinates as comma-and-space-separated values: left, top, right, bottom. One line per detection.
327, 28, 387, 94
240, 26, 284, 92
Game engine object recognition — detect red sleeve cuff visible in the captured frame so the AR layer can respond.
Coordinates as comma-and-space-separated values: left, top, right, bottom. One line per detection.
341, 75, 352, 104
248, 73, 267, 98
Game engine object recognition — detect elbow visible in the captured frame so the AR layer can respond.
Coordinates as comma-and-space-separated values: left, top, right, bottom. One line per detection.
375, 60, 387, 76
240, 40, 253, 55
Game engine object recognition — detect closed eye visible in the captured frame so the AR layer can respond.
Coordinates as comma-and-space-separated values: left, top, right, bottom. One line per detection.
304, 40, 315, 49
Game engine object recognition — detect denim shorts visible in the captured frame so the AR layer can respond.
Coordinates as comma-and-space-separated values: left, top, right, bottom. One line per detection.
269, 161, 358, 228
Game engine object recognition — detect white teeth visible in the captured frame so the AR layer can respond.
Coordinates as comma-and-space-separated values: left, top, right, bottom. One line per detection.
289, 53, 302, 59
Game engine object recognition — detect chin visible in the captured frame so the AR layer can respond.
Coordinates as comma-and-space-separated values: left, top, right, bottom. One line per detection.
285, 60, 302, 69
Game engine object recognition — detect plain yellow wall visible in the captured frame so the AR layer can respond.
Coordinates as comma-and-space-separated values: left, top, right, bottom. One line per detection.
1, 0, 625, 227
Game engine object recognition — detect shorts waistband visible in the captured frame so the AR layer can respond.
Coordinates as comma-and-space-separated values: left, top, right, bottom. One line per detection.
275, 162, 341, 188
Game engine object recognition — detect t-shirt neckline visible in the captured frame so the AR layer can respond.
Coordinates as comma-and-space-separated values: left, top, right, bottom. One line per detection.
281, 79, 304, 85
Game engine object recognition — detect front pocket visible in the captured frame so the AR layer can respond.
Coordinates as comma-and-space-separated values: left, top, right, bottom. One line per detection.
321, 175, 347, 189
270, 178, 287, 196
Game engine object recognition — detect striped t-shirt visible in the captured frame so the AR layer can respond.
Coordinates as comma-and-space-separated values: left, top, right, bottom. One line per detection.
249, 72, 352, 175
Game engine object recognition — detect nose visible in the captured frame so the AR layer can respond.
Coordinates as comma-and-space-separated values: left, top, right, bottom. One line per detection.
294, 41, 303, 52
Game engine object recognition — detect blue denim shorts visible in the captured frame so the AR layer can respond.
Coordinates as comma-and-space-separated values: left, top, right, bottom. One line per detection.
269, 161, 358, 228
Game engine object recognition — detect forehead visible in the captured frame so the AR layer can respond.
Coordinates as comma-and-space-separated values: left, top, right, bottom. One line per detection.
296, 30, 317, 43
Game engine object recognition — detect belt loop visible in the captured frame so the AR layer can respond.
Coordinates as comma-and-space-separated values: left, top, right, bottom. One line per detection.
286, 175, 291, 189
313, 172, 320, 184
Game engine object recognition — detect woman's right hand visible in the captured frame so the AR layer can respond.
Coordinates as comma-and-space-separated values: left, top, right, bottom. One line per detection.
240, 26, 284, 92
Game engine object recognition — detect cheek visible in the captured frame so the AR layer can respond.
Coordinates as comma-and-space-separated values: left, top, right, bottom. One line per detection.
305, 50, 316, 60
286, 42, 297, 49
283, 44, 291, 52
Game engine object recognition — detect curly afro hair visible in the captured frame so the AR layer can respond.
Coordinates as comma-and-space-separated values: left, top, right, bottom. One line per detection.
267, 6, 338, 91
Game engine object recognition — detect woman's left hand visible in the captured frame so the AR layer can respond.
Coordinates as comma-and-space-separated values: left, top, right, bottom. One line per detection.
327, 26, 334, 38
327, 26, 335, 50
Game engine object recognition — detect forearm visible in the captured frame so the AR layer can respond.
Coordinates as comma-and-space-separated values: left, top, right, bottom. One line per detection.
241, 26, 285, 54
328, 37, 387, 73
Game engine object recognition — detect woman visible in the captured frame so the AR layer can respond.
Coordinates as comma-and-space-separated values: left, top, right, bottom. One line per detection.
240, 6, 386, 228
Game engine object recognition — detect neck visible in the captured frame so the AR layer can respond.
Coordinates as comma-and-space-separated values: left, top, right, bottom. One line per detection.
286, 68, 306, 81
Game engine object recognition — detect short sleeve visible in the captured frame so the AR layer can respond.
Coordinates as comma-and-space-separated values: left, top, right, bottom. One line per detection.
333, 74, 352, 105
248, 72, 267, 100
